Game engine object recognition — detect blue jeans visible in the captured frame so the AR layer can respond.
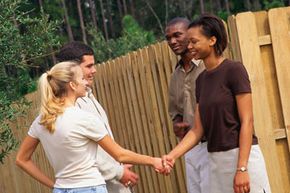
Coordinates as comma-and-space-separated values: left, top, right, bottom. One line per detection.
53, 185, 108, 193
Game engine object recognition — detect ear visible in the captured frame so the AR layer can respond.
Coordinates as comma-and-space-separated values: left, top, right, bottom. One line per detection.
209, 36, 217, 47
69, 81, 77, 91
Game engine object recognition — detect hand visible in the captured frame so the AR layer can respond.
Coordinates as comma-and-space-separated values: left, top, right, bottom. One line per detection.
233, 171, 250, 193
173, 122, 190, 139
152, 157, 173, 175
161, 154, 175, 175
152, 157, 165, 173
120, 164, 139, 188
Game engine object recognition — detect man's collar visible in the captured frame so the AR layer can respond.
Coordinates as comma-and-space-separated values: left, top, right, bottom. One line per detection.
86, 87, 93, 97
176, 58, 201, 69
191, 59, 202, 66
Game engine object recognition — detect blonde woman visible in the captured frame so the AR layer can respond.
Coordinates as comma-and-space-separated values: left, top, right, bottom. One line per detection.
16, 61, 164, 193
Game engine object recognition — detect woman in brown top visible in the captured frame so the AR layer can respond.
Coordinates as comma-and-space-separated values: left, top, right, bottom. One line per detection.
163, 14, 271, 193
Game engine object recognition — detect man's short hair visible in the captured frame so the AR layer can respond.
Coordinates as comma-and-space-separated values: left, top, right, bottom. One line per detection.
166, 17, 190, 28
56, 41, 94, 62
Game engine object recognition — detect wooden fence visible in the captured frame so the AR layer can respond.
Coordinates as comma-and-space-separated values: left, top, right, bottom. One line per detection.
227, 7, 290, 193
1, 7, 289, 193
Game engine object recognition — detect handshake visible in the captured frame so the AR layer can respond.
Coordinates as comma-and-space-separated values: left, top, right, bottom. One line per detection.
152, 154, 176, 175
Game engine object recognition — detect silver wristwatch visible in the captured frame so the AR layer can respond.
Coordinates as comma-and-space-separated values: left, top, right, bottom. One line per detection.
237, 166, 247, 172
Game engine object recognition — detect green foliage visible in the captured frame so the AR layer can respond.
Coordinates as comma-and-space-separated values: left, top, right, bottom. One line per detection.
263, 0, 285, 10
217, 11, 230, 21
0, 0, 61, 163
89, 15, 156, 63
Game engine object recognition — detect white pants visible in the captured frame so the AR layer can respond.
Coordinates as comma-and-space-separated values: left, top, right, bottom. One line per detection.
185, 142, 209, 193
209, 145, 271, 193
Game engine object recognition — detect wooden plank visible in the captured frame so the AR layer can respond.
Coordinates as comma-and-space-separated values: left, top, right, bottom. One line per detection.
268, 7, 290, 151
235, 11, 284, 193
165, 41, 179, 71
130, 51, 157, 193
274, 128, 287, 140
118, 56, 144, 193
227, 15, 242, 61
154, 44, 188, 192
222, 20, 232, 59
138, 48, 165, 193
150, 44, 188, 193
258, 35, 272, 45
276, 139, 290, 192
107, 60, 124, 145
113, 59, 130, 148
96, 64, 109, 115
156, 42, 187, 193
158, 42, 174, 154
123, 54, 148, 193
92, 64, 101, 100
145, 45, 172, 193
151, 43, 171, 154
102, 62, 120, 141
160, 41, 173, 86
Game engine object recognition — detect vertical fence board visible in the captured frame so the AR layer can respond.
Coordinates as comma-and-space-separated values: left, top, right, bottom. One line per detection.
235, 11, 284, 193
268, 7, 290, 149
268, 8, 290, 192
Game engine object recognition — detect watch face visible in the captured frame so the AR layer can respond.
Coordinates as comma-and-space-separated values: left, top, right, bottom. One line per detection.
240, 167, 247, 172
237, 166, 247, 172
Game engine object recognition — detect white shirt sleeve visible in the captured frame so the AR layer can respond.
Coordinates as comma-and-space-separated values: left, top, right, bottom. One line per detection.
81, 113, 108, 142
28, 115, 41, 139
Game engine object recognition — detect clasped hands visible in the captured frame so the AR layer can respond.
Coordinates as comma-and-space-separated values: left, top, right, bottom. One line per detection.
152, 155, 175, 175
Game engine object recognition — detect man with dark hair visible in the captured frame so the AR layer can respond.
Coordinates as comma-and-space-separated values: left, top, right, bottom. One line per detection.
56, 41, 138, 193
165, 18, 209, 193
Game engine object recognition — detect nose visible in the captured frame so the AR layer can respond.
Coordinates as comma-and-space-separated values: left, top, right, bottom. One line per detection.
91, 65, 97, 74
187, 42, 193, 50
168, 38, 177, 46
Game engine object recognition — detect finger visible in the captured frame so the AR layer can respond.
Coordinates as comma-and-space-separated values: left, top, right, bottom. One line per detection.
166, 160, 174, 168
130, 172, 138, 179
129, 177, 137, 184
156, 168, 166, 174
124, 164, 133, 169
131, 174, 139, 182
161, 157, 167, 167
126, 181, 133, 187
238, 186, 244, 193
233, 185, 239, 193
243, 186, 248, 193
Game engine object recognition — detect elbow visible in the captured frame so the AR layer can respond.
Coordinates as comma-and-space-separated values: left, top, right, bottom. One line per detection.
241, 117, 254, 132
247, 116, 254, 129
15, 156, 22, 168
15, 153, 26, 168
115, 150, 128, 164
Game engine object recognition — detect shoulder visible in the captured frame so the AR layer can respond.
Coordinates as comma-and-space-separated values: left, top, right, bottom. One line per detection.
64, 107, 98, 122
30, 115, 43, 129
224, 59, 246, 72
28, 115, 44, 138
75, 96, 89, 106
170, 65, 182, 84
196, 69, 206, 81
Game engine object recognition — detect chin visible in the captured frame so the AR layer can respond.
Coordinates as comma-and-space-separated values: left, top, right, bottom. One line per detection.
87, 81, 93, 87
174, 50, 184, 55
193, 54, 201, 60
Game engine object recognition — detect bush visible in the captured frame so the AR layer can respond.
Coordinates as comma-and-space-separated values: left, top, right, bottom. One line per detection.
0, 0, 61, 163
88, 15, 156, 63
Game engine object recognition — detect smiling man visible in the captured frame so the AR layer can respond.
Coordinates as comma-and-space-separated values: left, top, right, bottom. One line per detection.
165, 18, 209, 193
